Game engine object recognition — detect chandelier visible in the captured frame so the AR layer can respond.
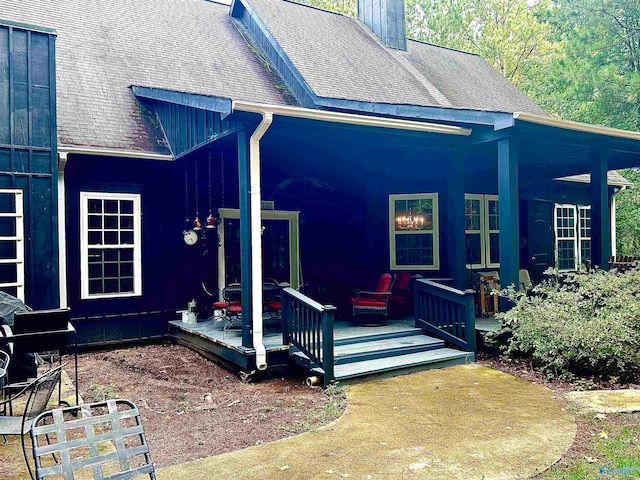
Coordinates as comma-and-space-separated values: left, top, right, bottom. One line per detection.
395, 208, 427, 230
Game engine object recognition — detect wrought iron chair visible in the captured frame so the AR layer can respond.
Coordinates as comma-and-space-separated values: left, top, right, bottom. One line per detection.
351, 273, 393, 322
0, 364, 63, 479
212, 283, 243, 336
30, 399, 156, 480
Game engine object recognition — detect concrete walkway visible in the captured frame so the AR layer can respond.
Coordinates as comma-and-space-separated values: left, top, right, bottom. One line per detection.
158, 364, 576, 480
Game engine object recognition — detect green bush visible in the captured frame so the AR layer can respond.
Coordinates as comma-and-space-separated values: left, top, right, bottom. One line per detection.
494, 267, 640, 381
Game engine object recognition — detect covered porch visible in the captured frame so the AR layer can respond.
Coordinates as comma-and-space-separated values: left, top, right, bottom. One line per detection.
134, 87, 640, 384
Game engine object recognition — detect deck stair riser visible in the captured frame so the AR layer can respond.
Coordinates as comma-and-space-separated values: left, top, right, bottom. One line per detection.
333, 348, 472, 381
290, 323, 473, 382
334, 327, 423, 346
334, 335, 444, 365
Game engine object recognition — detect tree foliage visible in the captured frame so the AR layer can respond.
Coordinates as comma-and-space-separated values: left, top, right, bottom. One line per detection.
296, 0, 356, 17
522, 0, 640, 130
406, 0, 552, 82
615, 168, 640, 256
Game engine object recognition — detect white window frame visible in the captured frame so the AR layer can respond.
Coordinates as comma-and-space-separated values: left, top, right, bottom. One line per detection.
389, 193, 439, 270
579, 206, 591, 265
465, 194, 485, 269
465, 194, 499, 269
485, 195, 500, 268
0, 189, 25, 301
80, 192, 142, 299
554, 204, 592, 271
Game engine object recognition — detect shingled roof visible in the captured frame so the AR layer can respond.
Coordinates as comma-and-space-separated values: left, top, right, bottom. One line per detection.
243, 0, 548, 115
1, 0, 292, 154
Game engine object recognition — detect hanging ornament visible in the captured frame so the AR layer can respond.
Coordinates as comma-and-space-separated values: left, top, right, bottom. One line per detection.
193, 155, 201, 231
206, 148, 216, 229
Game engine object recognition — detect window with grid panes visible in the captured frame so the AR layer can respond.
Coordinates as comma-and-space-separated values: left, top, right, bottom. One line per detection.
0, 190, 24, 301
554, 204, 594, 271
80, 192, 141, 299
389, 194, 439, 270
465, 194, 499, 269
579, 206, 591, 265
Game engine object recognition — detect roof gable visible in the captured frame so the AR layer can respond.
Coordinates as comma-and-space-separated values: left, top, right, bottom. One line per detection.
237, 0, 547, 115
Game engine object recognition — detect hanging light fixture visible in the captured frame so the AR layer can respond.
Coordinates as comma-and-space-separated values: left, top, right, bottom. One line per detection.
396, 207, 427, 230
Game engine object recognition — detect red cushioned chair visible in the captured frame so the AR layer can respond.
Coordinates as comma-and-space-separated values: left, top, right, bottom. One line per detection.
212, 284, 243, 335
389, 271, 413, 318
351, 273, 393, 322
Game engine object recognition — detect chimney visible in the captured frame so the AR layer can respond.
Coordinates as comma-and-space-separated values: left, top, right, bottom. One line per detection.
358, 0, 407, 51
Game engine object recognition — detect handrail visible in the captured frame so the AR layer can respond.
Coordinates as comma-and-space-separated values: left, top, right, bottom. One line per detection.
281, 287, 336, 385
414, 278, 476, 352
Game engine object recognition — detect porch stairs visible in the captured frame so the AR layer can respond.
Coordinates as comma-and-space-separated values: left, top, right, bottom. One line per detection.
291, 325, 473, 383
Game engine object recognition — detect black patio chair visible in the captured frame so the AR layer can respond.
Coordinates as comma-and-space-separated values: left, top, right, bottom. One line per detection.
30, 398, 156, 480
0, 364, 63, 479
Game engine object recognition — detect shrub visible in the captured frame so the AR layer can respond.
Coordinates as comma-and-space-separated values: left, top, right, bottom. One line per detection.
494, 267, 640, 381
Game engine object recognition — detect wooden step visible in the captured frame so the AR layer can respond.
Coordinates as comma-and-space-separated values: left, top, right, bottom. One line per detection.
334, 326, 423, 346
333, 348, 473, 381
334, 335, 444, 364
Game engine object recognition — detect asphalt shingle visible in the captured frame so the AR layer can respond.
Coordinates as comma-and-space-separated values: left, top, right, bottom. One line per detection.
1, 0, 292, 154
244, 0, 547, 114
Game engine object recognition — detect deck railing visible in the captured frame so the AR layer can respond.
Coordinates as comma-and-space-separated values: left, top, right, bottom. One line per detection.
281, 287, 336, 385
414, 279, 476, 352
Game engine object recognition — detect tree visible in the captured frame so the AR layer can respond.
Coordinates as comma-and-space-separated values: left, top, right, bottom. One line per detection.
522, 0, 640, 130
405, 0, 552, 83
295, 0, 356, 17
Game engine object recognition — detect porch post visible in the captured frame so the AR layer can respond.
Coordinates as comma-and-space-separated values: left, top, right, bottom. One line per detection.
447, 151, 466, 290
590, 146, 610, 270
237, 129, 253, 348
497, 136, 519, 299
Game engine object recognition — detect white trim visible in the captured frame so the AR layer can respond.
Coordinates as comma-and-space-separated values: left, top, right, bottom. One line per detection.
58, 154, 68, 309
217, 208, 300, 295
58, 145, 173, 161
80, 192, 142, 299
554, 204, 584, 271
389, 193, 440, 270
611, 187, 622, 256
0, 189, 25, 301
232, 101, 472, 136
464, 194, 500, 269
513, 112, 640, 141
464, 194, 485, 269
485, 195, 500, 268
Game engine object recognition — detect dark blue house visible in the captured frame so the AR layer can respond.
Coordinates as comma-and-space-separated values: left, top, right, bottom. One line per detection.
2, 0, 639, 383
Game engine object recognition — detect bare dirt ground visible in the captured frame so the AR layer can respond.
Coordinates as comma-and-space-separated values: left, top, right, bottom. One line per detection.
73, 341, 638, 473
75, 342, 345, 469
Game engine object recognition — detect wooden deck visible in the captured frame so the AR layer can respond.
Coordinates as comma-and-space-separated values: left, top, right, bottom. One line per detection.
169, 317, 418, 355
169, 316, 474, 379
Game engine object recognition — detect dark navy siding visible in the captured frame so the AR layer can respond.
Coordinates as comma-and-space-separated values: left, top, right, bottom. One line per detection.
0, 23, 58, 309
64, 137, 240, 346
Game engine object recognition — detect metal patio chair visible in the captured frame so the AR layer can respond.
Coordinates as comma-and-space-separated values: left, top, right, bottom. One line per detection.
30, 399, 156, 480
0, 349, 9, 415
0, 364, 63, 480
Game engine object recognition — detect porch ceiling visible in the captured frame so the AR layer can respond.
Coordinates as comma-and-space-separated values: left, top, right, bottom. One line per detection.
515, 125, 640, 181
